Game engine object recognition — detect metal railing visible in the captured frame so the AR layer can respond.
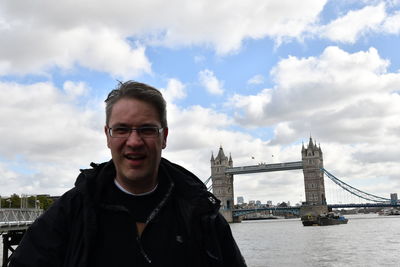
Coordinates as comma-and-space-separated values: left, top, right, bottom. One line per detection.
0, 209, 43, 232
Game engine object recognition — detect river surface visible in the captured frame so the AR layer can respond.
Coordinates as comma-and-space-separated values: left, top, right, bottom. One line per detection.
231, 214, 400, 267
1, 214, 399, 266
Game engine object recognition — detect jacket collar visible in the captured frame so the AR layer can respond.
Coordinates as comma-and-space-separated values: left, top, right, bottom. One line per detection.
75, 158, 221, 215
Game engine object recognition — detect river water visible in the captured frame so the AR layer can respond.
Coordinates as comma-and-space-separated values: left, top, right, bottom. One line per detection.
231, 214, 400, 267
1, 214, 399, 266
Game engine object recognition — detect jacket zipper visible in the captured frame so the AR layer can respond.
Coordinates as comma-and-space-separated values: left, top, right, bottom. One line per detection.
136, 236, 152, 264
134, 179, 174, 264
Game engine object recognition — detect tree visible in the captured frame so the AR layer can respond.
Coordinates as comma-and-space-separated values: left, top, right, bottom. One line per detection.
10, 193, 21, 208
0, 194, 54, 210
36, 195, 54, 210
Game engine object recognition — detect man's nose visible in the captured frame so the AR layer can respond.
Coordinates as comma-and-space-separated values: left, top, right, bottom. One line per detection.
125, 130, 144, 146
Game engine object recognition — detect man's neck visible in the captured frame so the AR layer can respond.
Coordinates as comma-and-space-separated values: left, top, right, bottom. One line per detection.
114, 179, 158, 196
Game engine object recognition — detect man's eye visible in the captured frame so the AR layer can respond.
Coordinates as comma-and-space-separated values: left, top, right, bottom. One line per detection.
114, 127, 129, 133
139, 127, 157, 135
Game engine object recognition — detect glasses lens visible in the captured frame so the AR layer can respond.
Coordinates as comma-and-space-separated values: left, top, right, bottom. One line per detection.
109, 127, 161, 138
111, 127, 130, 137
139, 127, 159, 137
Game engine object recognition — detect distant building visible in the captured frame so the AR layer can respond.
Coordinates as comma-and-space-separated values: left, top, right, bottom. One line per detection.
237, 196, 244, 205
255, 200, 261, 206
278, 202, 288, 207
267, 200, 272, 206
390, 193, 398, 204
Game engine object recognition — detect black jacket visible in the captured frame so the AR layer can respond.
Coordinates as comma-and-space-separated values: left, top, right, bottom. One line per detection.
9, 158, 246, 267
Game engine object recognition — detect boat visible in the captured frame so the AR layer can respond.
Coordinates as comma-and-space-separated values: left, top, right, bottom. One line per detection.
302, 212, 348, 226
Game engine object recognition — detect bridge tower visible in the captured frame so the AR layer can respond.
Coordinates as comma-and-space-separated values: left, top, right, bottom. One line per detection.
211, 146, 234, 222
300, 137, 328, 217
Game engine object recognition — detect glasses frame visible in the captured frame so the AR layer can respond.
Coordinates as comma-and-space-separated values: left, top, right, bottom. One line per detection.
108, 126, 164, 138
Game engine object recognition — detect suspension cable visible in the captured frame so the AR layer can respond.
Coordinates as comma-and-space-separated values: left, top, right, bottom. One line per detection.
322, 168, 390, 202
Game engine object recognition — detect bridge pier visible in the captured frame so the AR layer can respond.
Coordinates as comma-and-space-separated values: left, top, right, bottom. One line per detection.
219, 210, 233, 223
2, 230, 25, 267
232, 215, 242, 223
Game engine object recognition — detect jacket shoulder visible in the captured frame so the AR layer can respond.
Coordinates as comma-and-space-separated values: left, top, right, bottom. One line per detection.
74, 161, 108, 186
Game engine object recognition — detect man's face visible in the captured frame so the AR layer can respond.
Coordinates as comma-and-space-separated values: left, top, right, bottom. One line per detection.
105, 98, 168, 193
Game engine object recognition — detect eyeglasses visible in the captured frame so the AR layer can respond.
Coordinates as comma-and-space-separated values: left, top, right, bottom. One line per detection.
108, 126, 163, 138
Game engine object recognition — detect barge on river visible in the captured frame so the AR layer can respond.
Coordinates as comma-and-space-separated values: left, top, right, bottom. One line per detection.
302, 212, 348, 226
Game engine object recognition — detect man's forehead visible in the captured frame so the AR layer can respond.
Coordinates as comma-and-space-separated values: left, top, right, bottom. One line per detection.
109, 98, 161, 123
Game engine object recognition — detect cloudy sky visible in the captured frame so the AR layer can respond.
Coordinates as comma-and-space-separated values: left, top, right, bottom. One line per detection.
1, 0, 399, 205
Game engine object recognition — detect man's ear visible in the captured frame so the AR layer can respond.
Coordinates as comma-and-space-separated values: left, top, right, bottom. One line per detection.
162, 127, 168, 149
104, 126, 111, 148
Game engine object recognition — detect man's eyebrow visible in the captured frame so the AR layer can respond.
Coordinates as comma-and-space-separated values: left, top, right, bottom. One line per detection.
110, 123, 160, 128
141, 123, 160, 127
110, 123, 130, 128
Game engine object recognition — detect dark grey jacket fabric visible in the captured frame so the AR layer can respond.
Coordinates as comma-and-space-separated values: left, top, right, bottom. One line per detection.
9, 158, 246, 267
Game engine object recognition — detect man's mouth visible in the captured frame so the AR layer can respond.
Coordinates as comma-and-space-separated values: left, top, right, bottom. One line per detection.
124, 154, 146, 161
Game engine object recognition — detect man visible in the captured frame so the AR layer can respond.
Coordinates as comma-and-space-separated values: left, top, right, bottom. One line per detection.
10, 81, 246, 267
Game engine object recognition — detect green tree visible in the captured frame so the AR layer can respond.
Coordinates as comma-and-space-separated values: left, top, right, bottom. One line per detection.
10, 193, 21, 208
36, 195, 54, 210
0, 194, 54, 210
27, 195, 37, 208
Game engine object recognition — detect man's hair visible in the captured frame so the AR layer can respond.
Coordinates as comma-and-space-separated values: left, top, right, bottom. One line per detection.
105, 81, 167, 128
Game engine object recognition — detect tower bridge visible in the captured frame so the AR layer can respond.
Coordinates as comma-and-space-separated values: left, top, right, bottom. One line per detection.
210, 137, 396, 222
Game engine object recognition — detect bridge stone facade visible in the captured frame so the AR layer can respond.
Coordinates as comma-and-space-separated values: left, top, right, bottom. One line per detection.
301, 138, 326, 206
210, 146, 234, 222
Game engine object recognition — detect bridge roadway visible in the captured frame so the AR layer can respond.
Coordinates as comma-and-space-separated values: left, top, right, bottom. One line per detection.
225, 161, 303, 175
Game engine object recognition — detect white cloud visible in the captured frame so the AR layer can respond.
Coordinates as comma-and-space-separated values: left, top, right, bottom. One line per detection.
247, 74, 265, 85
0, 0, 327, 77
320, 3, 386, 43
382, 10, 400, 34
75, 32, 152, 79
1, 1, 400, 78
318, 3, 400, 43
0, 162, 20, 194
160, 78, 186, 103
142, 0, 327, 53
63, 81, 89, 99
229, 90, 272, 122
198, 69, 224, 95
0, 81, 108, 195
0, 25, 152, 78
228, 46, 400, 146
